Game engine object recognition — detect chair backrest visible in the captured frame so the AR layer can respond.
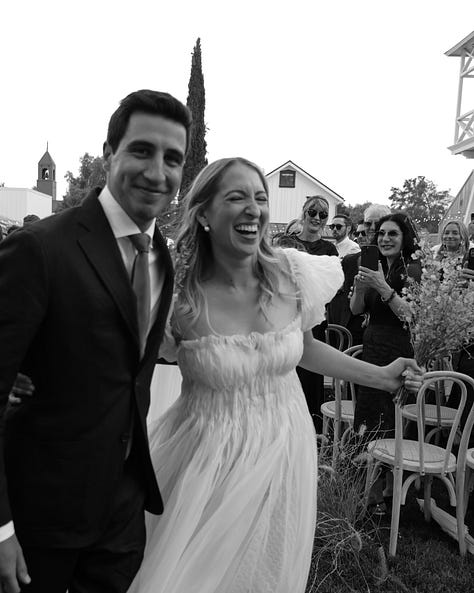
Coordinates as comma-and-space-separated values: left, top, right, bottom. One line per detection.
325, 324, 353, 352
343, 345, 363, 404
394, 371, 474, 476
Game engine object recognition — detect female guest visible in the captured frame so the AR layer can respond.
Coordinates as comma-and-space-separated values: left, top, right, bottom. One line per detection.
288, 196, 339, 430
433, 219, 470, 263
350, 213, 421, 513
130, 159, 422, 592
292, 195, 338, 256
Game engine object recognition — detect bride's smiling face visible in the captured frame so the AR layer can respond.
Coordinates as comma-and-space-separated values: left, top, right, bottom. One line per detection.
199, 163, 269, 258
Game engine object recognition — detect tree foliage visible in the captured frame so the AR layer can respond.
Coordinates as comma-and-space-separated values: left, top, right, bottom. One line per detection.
337, 201, 372, 227
180, 38, 208, 197
59, 153, 106, 210
388, 176, 452, 233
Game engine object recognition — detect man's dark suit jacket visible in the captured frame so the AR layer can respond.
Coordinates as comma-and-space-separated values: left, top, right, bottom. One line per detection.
0, 189, 173, 548
327, 252, 365, 345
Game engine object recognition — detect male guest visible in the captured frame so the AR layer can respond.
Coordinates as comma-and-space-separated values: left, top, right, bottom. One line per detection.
0, 90, 191, 593
329, 213, 360, 258
353, 220, 368, 247
22, 215, 40, 227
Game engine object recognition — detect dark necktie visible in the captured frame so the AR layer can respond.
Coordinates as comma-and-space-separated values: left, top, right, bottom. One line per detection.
129, 233, 151, 358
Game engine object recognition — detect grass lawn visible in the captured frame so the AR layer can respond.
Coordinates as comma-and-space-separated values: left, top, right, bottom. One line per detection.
307, 473, 474, 593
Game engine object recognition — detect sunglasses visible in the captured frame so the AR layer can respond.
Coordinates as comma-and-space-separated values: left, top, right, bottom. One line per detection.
328, 224, 346, 230
354, 230, 366, 237
306, 209, 328, 220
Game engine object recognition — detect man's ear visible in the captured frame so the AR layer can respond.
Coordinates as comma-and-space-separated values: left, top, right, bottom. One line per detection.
103, 141, 112, 172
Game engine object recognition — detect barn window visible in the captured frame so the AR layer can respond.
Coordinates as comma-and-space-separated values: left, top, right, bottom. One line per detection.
279, 169, 296, 188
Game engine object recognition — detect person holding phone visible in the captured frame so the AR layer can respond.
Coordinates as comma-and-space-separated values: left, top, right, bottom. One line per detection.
349, 213, 421, 515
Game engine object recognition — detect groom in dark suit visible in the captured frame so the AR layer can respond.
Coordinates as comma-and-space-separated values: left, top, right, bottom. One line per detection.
0, 90, 191, 592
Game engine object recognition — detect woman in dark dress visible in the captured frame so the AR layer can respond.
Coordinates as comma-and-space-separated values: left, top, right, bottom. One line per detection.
350, 213, 421, 511
290, 196, 339, 431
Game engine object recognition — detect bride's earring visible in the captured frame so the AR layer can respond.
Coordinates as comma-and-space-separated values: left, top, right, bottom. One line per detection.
204, 224, 210, 232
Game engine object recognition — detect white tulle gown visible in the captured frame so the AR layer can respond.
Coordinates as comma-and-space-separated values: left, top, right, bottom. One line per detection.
130, 249, 343, 593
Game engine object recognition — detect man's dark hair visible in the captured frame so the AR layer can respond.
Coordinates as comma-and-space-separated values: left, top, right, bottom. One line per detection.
23, 214, 40, 226
106, 89, 193, 154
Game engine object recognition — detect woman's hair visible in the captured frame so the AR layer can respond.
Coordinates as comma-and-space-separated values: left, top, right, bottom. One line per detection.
285, 218, 302, 235
173, 157, 283, 331
436, 219, 470, 260
363, 203, 391, 221
372, 213, 420, 286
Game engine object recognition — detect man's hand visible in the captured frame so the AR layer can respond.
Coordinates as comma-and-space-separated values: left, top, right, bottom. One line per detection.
8, 374, 34, 406
0, 535, 30, 593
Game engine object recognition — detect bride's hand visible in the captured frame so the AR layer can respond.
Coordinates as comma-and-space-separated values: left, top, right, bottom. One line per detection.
383, 358, 424, 394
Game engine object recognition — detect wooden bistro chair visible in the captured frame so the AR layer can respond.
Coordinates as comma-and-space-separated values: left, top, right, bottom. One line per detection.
455, 397, 474, 555
365, 370, 474, 557
323, 324, 353, 393
321, 344, 362, 462
401, 357, 457, 444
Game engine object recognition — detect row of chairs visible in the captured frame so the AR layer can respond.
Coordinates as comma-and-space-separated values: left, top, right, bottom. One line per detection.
321, 324, 474, 557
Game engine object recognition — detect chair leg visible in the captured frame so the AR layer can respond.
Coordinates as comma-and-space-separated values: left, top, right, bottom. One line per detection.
464, 468, 474, 517
322, 415, 329, 437
457, 467, 474, 556
424, 476, 433, 522
389, 464, 403, 557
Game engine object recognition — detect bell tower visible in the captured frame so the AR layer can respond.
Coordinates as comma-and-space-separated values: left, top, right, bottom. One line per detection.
37, 143, 57, 200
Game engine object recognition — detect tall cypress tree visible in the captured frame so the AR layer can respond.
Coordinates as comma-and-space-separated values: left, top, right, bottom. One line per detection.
180, 38, 208, 197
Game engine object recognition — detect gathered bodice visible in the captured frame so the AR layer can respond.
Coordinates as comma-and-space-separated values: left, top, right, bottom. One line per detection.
173, 318, 304, 425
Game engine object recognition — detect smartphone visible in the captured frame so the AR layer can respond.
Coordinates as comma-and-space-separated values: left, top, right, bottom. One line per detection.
467, 247, 474, 270
360, 245, 379, 271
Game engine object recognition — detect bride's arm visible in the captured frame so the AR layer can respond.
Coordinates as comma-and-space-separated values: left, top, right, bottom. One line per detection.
298, 331, 422, 393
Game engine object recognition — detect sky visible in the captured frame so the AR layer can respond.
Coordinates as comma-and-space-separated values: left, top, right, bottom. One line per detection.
2, 0, 474, 206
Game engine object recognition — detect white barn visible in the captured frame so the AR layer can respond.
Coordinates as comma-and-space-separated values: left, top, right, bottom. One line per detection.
440, 170, 474, 229
265, 160, 344, 233
0, 187, 53, 226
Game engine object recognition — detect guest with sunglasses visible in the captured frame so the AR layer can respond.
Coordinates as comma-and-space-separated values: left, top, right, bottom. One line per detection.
353, 220, 369, 246
350, 212, 421, 515
289, 197, 339, 432
329, 214, 360, 258
291, 196, 338, 256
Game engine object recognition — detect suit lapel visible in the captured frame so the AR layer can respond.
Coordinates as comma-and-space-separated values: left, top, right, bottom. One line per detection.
76, 190, 139, 346
75, 190, 175, 361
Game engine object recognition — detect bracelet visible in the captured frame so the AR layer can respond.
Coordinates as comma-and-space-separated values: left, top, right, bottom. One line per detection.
381, 289, 396, 304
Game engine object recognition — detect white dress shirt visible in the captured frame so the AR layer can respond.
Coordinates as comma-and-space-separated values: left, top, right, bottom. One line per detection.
336, 236, 361, 258
98, 185, 165, 334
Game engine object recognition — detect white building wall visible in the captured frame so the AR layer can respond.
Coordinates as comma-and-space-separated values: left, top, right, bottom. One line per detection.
267, 171, 340, 225
0, 188, 52, 223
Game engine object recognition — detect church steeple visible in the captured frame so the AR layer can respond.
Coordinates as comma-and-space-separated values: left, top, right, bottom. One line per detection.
37, 143, 56, 200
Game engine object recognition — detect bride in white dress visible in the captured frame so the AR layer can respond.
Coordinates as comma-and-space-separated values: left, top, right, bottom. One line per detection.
130, 158, 422, 593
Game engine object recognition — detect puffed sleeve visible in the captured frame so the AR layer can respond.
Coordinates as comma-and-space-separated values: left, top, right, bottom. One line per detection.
282, 248, 344, 331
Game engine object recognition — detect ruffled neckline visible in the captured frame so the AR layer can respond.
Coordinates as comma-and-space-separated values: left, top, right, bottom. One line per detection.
178, 315, 301, 349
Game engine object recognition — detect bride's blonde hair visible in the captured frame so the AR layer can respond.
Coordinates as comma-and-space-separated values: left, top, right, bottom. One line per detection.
174, 157, 282, 332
